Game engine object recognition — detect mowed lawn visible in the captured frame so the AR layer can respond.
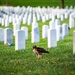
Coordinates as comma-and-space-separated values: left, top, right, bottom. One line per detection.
0, 0, 75, 75
0, 18, 75, 75
1, 0, 75, 7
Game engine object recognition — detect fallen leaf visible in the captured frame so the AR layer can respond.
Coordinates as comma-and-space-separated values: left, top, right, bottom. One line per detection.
51, 60, 56, 64
28, 70, 31, 72
64, 70, 68, 75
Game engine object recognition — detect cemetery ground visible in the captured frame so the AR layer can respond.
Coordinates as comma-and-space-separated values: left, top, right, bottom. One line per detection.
1, 0, 75, 7
0, 19, 75, 75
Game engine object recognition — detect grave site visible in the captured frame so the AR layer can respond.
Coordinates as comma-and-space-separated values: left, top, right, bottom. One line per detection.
0, 0, 75, 75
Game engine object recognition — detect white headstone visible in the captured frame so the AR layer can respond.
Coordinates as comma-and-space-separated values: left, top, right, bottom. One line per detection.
62, 23, 68, 37
5, 19, 9, 27
4, 28, 13, 45
45, 14, 49, 20
42, 25, 48, 38
21, 27, 28, 40
69, 17, 74, 28
12, 17, 16, 25
61, 14, 64, 21
0, 18, 2, 24
13, 23, 20, 36
0, 28, 4, 42
49, 13, 52, 19
42, 16, 46, 23
33, 15, 37, 22
36, 13, 40, 21
65, 6, 68, 9
31, 27, 40, 43
9, 16, 12, 23
49, 21, 55, 29
48, 29, 57, 48
27, 18, 31, 25
19, 15, 23, 22
27, 13, 32, 25
56, 25, 63, 41
65, 13, 68, 19
15, 30, 25, 50
57, 13, 60, 19
32, 21, 38, 30
52, 15, 55, 21
55, 19, 60, 28
23, 17, 27, 24
1, 18, 5, 26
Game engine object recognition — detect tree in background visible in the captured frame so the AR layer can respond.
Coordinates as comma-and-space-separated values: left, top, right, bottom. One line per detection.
61, 0, 64, 8
0, 0, 2, 5
6, 0, 8, 5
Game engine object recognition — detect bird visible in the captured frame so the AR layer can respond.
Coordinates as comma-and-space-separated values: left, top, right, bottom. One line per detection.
33, 45, 49, 58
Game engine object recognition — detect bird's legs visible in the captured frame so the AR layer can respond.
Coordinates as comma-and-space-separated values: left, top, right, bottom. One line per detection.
36, 53, 42, 58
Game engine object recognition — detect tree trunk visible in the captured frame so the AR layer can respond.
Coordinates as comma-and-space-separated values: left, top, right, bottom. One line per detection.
61, 0, 64, 8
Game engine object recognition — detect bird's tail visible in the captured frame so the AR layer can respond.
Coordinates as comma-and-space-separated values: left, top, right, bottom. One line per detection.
44, 51, 49, 53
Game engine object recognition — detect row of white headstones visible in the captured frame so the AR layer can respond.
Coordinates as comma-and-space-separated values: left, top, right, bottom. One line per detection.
0, 20, 68, 50
0, 6, 75, 27
0, 6, 75, 51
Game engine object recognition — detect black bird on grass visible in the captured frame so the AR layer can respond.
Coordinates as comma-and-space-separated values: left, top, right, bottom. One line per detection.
33, 45, 49, 58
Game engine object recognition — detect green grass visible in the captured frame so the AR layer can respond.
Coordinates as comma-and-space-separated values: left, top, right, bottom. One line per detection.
0, 0, 75, 75
0, 0, 75, 7
0, 18, 75, 75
